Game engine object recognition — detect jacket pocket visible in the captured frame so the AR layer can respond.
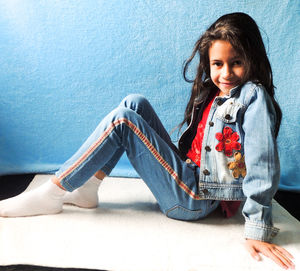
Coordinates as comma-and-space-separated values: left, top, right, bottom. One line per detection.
216, 99, 243, 123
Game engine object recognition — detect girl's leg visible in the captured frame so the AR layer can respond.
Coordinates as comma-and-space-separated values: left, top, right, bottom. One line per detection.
97, 94, 177, 175
55, 103, 217, 219
0, 95, 218, 218
0, 94, 174, 217
64, 94, 176, 208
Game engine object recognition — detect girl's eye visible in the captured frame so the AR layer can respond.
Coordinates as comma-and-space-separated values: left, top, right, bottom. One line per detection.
233, 60, 242, 66
212, 62, 222, 67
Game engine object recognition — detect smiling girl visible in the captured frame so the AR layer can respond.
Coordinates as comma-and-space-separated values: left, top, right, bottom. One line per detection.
0, 12, 295, 269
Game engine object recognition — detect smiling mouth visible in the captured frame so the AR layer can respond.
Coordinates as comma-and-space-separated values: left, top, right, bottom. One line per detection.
220, 82, 237, 87
221, 81, 235, 85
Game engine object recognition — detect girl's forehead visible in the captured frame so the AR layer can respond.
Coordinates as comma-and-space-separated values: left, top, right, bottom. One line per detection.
209, 40, 242, 59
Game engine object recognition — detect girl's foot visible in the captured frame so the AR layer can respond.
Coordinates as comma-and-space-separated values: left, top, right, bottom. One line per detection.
0, 180, 65, 217
63, 176, 102, 208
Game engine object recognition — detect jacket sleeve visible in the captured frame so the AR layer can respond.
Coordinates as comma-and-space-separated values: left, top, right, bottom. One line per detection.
241, 85, 280, 242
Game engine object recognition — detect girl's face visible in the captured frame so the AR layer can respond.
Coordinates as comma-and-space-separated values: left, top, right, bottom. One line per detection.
209, 40, 246, 96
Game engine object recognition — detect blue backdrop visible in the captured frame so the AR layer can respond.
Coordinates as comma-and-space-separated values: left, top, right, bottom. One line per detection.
0, 0, 299, 192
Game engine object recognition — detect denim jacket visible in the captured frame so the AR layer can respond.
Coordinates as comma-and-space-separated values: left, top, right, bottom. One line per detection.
178, 81, 280, 242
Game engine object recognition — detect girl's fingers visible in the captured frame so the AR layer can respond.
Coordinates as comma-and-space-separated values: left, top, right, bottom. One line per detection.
263, 246, 295, 270
251, 251, 261, 261
245, 241, 261, 261
272, 247, 295, 269
275, 245, 294, 260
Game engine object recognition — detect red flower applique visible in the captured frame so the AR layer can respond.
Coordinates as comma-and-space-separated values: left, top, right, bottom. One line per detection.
215, 126, 241, 157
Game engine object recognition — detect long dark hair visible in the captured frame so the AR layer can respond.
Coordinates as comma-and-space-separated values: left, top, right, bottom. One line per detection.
181, 12, 282, 137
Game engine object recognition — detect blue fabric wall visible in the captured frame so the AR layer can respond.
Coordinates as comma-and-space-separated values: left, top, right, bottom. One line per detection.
0, 1, 299, 191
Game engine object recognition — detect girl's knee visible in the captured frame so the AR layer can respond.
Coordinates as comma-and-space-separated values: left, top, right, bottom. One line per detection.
109, 107, 145, 126
111, 107, 135, 119
120, 94, 150, 111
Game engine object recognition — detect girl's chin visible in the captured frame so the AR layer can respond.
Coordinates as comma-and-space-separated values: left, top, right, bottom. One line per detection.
218, 84, 239, 94
219, 88, 232, 95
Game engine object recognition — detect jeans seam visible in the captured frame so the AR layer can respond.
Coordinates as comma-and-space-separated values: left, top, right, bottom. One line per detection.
166, 204, 203, 216
61, 179, 76, 191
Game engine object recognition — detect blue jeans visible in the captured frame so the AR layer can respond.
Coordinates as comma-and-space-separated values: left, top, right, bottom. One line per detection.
55, 94, 219, 220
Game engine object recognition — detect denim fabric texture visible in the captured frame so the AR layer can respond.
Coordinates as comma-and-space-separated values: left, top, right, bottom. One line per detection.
56, 81, 280, 242
179, 81, 280, 242
55, 94, 219, 221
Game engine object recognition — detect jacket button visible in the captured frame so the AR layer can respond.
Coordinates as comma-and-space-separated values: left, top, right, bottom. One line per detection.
225, 114, 232, 120
205, 146, 211, 152
271, 232, 277, 238
217, 100, 223, 106
202, 189, 209, 195
203, 169, 210, 175
209, 121, 214, 127
186, 158, 192, 164
205, 146, 211, 151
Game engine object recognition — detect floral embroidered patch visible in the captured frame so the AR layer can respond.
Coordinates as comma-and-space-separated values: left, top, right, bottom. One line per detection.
215, 126, 241, 157
227, 152, 246, 178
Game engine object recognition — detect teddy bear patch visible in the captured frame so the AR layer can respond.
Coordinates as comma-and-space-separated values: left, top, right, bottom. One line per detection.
227, 152, 246, 179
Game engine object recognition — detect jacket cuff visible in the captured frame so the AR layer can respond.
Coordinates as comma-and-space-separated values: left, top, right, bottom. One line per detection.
244, 219, 280, 242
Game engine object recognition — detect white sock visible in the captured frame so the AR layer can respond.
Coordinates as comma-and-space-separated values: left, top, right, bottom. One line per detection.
63, 176, 102, 208
0, 180, 66, 217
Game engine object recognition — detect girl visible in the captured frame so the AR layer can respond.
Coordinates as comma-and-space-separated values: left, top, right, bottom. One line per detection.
0, 12, 295, 269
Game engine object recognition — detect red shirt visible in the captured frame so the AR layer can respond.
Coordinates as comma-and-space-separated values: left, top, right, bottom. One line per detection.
186, 96, 215, 166
187, 94, 240, 218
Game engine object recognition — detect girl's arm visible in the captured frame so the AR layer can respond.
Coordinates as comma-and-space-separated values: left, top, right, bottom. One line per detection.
242, 85, 279, 241
241, 85, 295, 268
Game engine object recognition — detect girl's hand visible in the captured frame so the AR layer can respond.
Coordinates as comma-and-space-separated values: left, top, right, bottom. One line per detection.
245, 239, 295, 269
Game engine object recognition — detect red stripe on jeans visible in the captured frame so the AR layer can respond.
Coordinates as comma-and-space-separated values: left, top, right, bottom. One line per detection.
58, 118, 201, 200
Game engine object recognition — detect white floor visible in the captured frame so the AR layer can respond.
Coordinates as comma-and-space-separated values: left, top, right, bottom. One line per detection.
0, 175, 299, 271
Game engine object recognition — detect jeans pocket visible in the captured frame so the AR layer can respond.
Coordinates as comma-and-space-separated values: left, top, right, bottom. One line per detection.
166, 205, 203, 221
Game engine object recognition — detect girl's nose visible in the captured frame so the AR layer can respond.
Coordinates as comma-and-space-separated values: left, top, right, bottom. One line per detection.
221, 65, 232, 79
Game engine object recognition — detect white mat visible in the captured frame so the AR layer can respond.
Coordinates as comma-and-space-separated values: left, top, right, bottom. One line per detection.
0, 175, 299, 271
